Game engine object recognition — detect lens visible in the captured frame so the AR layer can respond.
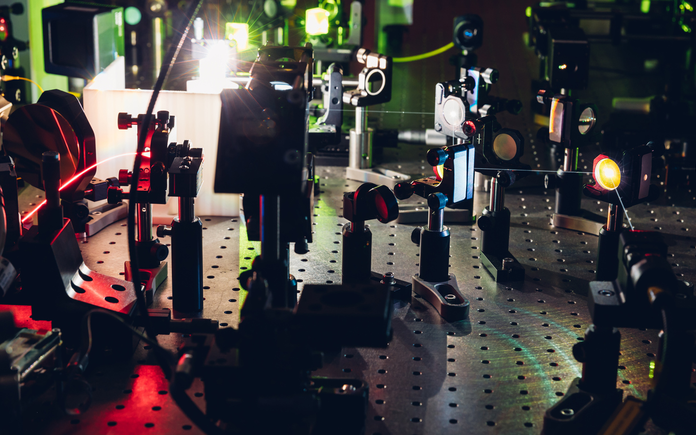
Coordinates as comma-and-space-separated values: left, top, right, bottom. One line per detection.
443, 98, 464, 126
594, 158, 621, 191
365, 69, 385, 96
578, 107, 596, 135
549, 99, 564, 143
493, 133, 518, 161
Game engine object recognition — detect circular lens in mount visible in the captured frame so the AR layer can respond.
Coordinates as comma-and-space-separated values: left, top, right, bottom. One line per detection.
442, 98, 464, 126
578, 107, 596, 135
493, 133, 518, 161
594, 158, 621, 191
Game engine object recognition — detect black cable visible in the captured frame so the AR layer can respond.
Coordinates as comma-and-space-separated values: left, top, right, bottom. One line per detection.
64, 309, 175, 415
78, 309, 171, 361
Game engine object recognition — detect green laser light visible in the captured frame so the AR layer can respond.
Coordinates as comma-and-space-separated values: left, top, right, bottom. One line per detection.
306, 8, 330, 36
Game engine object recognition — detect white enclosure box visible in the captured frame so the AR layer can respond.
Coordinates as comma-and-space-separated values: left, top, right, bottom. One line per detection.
83, 56, 239, 218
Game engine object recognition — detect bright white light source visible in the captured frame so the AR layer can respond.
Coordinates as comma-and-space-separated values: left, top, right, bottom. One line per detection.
200, 40, 231, 82
225, 23, 249, 50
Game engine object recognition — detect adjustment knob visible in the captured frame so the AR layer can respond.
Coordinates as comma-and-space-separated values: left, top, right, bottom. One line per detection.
427, 192, 448, 210
156, 225, 172, 238
117, 112, 134, 130
118, 169, 132, 186
477, 214, 494, 231
150, 242, 169, 262
106, 176, 120, 188
107, 186, 125, 204
481, 68, 499, 85
156, 110, 169, 122
536, 89, 551, 105
461, 76, 476, 91
479, 104, 493, 117
427, 148, 448, 167
411, 228, 422, 245
393, 182, 414, 200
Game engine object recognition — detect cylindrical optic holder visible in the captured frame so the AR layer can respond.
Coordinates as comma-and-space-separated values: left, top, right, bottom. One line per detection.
349, 106, 372, 170
596, 204, 623, 281
575, 325, 621, 395
158, 150, 204, 313
480, 177, 510, 257
417, 193, 450, 282
169, 203, 203, 313
342, 221, 372, 285
555, 147, 583, 216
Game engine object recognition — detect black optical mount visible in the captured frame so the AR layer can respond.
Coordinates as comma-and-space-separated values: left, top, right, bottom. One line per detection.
394, 179, 470, 321
536, 90, 604, 235
342, 182, 411, 300
473, 117, 529, 282
157, 141, 204, 314
477, 174, 524, 282
108, 111, 174, 303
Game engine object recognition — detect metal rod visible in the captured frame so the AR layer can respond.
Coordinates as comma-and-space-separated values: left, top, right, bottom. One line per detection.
428, 207, 444, 232
490, 176, 505, 212
136, 203, 152, 242
42, 151, 60, 211
179, 197, 195, 223
227, 76, 359, 88
349, 220, 364, 233
562, 147, 577, 171
355, 106, 366, 134
349, 107, 371, 170
260, 195, 280, 261
606, 204, 623, 232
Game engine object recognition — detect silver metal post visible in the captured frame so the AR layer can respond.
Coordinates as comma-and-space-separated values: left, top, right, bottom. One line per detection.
349, 106, 371, 169
490, 177, 505, 212
563, 147, 577, 172
179, 197, 195, 223
606, 204, 623, 232
428, 207, 444, 232
355, 106, 366, 134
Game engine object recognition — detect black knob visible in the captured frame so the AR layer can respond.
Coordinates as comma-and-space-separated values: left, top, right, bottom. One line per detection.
150, 242, 169, 262
477, 214, 493, 231
462, 76, 476, 91
394, 182, 414, 200
427, 148, 448, 166
107, 186, 124, 204
156, 225, 172, 238
427, 192, 448, 210
117, 112, 134, 130
411, 228, 421, 245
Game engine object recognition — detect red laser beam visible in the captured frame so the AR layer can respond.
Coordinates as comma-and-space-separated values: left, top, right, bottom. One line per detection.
21, 152, 138, 224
